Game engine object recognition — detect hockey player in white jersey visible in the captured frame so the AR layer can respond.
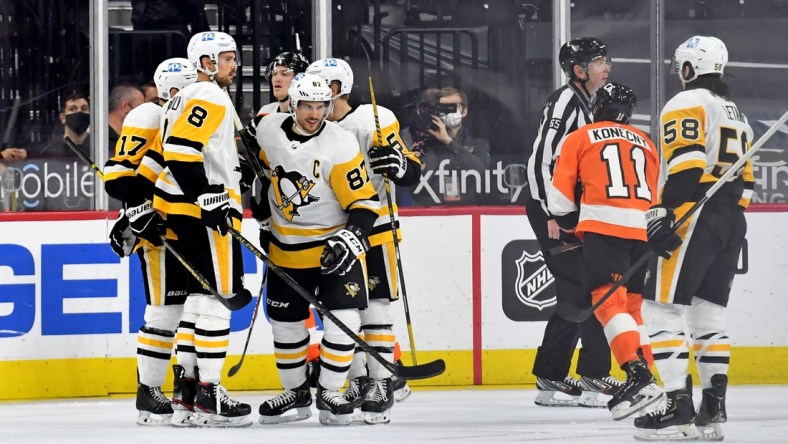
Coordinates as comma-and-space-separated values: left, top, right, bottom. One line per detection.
103, 57, 197, 426
257, 51, 310, 116
306, 57, 421, 424
253, 73, 381, 426
635, 35, 754, 441
152, 31, 253, 427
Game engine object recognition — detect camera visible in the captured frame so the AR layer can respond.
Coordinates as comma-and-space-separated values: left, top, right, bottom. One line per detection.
413, 100, 457, 131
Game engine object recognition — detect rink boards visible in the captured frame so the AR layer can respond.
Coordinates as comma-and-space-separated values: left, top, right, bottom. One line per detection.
1, 206, 787, 400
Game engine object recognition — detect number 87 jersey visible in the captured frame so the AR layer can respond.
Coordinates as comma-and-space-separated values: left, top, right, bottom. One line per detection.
254, 112, 381, 269
548, 121, 660, 241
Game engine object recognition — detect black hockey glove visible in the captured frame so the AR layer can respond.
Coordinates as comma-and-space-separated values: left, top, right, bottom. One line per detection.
259, 217, 271, 254
320, 225, 370, 275
241, 116, 264, 159
238, 155, 256, 194
126, 201, 163, 247
109, 209, 138, 257
645, 205, 682, 259
198, 184, 231, 236
368, 144, 407, 179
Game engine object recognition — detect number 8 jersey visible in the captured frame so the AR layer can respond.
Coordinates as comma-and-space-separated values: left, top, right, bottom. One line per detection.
549, 121, 660, 241
254, 112, 380, 268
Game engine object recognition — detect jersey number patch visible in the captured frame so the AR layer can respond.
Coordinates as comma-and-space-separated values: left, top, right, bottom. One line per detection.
117, 135, 147, 156
601, 143, 651, 200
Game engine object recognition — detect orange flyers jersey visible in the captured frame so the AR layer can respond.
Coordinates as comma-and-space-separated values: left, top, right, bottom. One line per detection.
254, 112, 381, 268
659, 88, 754, 208
336, 104, 420, 247
548, 121, 660, 241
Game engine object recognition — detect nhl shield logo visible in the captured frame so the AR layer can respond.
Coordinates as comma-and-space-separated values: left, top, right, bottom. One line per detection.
514, 250, 555, 310
501, 240, 557, 321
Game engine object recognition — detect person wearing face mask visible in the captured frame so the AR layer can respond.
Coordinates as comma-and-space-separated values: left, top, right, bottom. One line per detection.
108, 84, 145, 155
409, 86, 490, 206
35, 90, 92, 158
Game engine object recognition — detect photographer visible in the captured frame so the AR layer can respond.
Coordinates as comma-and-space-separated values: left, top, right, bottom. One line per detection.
409, 87, 490, 206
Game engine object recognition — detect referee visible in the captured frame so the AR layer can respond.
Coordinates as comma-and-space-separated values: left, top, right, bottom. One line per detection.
525, 37, 619, 408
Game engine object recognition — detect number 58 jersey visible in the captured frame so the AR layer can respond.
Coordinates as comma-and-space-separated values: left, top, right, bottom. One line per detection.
255, 113, 381, 268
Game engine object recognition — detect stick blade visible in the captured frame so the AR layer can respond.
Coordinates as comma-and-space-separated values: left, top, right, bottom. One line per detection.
395, 358, 446, 380
227, 360, 243, 378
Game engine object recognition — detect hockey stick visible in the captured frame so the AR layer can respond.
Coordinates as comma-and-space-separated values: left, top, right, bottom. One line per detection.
63, 136, 243, 312
363, 47, 421, 365
565, 108, 788, 323
546, 240, 583, 257
228, 264, 268, 377
226, 225, 446, 380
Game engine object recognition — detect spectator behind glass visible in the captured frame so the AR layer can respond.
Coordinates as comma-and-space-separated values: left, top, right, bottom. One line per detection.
408, 87, 490, 206
141, 81, 159, 103
34, 91, 91, 158
108, 83, 145, 156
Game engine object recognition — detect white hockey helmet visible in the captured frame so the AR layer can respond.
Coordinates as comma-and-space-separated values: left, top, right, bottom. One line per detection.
288, 73, 334, 109
153, 58, 198, 100
187, 31, 238, 78
305, 58, 354, 98
673, 36, 728, 83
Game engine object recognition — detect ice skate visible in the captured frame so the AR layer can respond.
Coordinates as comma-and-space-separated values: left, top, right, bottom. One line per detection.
633, 387, 700, 441
170, 365, 197, 427
342, 376, 372, 409
695, 374, 727, 441
608, 359, 664, 420
391, 375, 411, 402
362, 378, 394, 424
316, 384, 353, 426
534, 376, 582, 407
191, 382, 252, 428
258, 380, 313, 424
135, 384, 173, 426
578, 375, 622, 408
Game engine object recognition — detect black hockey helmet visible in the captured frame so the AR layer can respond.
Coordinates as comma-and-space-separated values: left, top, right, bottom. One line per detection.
559, 37, 607, 79
590, 82, 637, 123
264, 52, 310, 80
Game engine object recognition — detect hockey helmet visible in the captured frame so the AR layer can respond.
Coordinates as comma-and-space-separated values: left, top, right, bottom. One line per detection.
187, 31, 238, 77
153, 58, 198, 100
590, 82, 637, 124
673, 36, 728, 83
288, 73, 333, 109
305, 58, 354, 98
264, 52, 310, 80
559, 37, 608, 79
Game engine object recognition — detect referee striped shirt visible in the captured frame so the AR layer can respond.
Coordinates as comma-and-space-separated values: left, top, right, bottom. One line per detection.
526, 82, 592, 215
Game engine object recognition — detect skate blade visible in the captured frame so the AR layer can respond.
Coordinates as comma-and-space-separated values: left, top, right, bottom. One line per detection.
394, 386, 411, 402
534, 391, 580, 407
318, 410, 351, 426
136, 411, 173, 427
579, 391, 612, 408
634, 423, 701, 441
170, 409, 195, 427
363, 409, 391, 425
258, 407, 312, 424
190, 411, 252, 428
696, 423, 724, 441
611, 391, 665, 421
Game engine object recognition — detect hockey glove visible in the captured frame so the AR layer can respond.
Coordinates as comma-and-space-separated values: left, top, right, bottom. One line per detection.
259, 217, 271, 254
109, 209, 138, 257
320, 225, 370, 275
241, 116, 264, 158
645, 205, 682, 259
238, 155, 256, 194
368, 145, 407, 179
126, 201, 163, 247
198, 184, 231, 236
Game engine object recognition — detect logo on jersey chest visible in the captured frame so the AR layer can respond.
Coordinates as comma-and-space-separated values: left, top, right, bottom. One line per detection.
271, 165, 319, 221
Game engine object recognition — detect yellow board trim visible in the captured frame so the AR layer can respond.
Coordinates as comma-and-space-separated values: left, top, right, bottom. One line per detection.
2, 347, 787, 401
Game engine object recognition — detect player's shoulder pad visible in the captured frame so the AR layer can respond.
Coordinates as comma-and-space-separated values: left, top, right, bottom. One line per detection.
122, 102, 163, 128
323, 120, 363, 163
177, 81, 230, 105
258, 111, 289, 130
662, 88, 715, 114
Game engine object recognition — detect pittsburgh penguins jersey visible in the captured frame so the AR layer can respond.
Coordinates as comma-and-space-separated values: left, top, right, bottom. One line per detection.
527, 82, 592, 213
103, 101, 164, 205
335, 104, 420, 246
153, 81, 243, 223
659, 88, 754, 208
254, 112, 380, 268
549, 121, 660, 241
